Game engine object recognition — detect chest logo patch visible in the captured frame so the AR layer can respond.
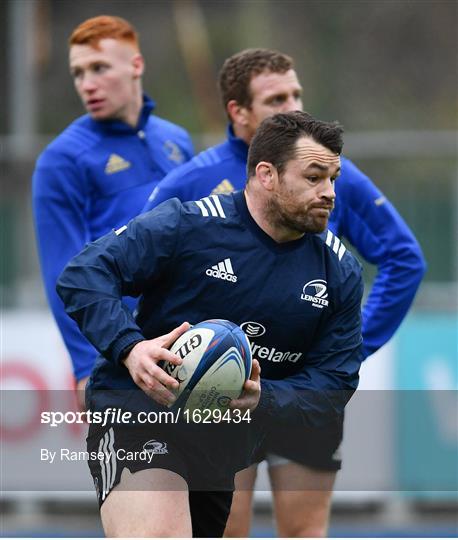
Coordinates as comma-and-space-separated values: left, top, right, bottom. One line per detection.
301, 279, 329, 309
240, 321, 266, 338
105, 153, 131, 174
205, 258, 237, 283
163, 140, 185, 164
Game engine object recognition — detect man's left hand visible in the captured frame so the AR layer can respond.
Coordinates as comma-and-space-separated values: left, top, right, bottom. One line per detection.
229, 359, 261, 413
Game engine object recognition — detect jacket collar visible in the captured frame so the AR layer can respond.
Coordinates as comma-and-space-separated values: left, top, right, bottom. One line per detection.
88, 94, 156, 134
227, 124, 249, 160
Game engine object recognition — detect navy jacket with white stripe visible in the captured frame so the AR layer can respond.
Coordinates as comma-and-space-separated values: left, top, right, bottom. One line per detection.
57, 192, 363, 428
144, 126, 426, 359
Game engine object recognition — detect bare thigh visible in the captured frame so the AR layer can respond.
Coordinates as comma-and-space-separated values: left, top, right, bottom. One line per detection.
269, 461, 337, 538
223, 464, 258, 537
101, 467, 192, 537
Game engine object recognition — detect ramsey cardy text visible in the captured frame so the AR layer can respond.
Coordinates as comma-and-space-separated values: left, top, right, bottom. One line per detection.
41, 448, 157, 465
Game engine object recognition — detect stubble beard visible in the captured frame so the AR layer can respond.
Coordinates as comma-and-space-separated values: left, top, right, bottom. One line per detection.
266, 194, 329, 235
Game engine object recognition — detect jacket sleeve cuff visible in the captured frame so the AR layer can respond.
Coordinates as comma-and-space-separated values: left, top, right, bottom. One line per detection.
252, 381, 274, 420
110, 332, 145, 365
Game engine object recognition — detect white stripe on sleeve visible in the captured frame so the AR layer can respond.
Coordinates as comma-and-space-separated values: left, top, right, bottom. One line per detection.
210, 195, 226, 218
202, 197, 218, 217
195, 200, 209, 216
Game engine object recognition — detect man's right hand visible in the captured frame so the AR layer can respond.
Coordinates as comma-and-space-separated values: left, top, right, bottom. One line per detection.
122, 322, 190, 406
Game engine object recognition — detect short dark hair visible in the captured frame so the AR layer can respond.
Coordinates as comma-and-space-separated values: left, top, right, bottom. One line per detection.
218, 49, 293, 113
247, 111, 344, 178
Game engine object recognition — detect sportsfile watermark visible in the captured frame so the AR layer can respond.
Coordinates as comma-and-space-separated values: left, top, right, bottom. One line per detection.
40, 407, 251, 427
2, 390, 457, 492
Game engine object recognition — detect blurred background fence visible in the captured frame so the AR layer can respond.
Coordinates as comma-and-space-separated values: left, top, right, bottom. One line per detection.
1, 0, 457, 537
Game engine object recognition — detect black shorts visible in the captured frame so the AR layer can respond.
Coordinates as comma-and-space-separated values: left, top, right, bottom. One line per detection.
87, 422, 234, 537
252, 415, 344, 472
85, 387, 262, 487
85, 386, 262, 535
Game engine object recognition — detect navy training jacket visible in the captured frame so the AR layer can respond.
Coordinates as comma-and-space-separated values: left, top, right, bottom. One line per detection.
144, 126, 426, 358
57, 192, 364, 428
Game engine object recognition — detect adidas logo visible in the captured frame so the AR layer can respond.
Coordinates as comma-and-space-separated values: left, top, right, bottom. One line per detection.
211, 179, 235, 195
205, 258, 237, 283
105, 153, 131, 174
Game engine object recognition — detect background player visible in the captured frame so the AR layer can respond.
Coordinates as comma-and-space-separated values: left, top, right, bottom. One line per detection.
56, 111, 364, 537
32, 15, 193, 406
143, 48, 427, 536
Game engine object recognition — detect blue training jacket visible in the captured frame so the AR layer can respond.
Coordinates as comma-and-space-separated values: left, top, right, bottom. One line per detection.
57, 193, 364, 428
33, 95, 194, 381
144, 126, 426, 358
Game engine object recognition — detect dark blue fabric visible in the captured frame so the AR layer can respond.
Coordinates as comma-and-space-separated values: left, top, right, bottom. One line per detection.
58, 193, 363, 428
143, 125, 426, 359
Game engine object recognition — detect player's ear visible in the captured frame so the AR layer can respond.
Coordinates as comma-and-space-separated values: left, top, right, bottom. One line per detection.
256, 162, 275, 190
132, 53, 144, 78
227, 100, 249, 127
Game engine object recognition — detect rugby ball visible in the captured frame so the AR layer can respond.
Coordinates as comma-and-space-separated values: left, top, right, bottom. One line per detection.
163, 319, 252, 414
